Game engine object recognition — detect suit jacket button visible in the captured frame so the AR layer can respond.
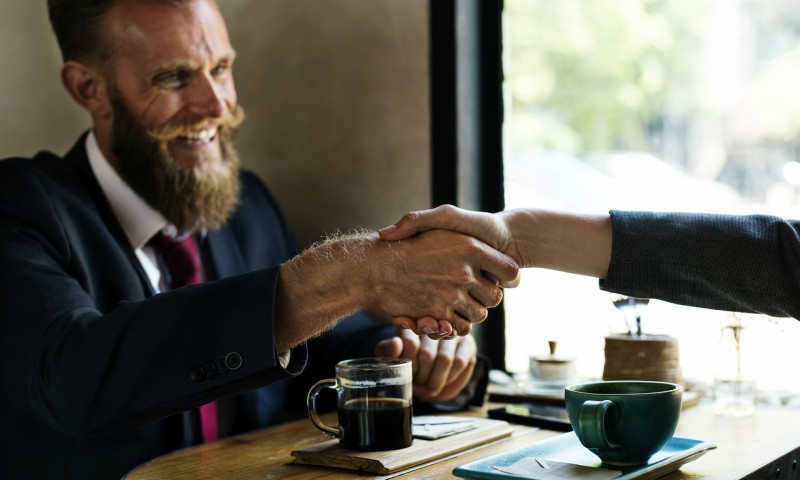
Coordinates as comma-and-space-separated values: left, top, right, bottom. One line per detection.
215, 357, 229, 374
225, 352, 242, 370
190, 365, 205, 383
204, 361, 218, 379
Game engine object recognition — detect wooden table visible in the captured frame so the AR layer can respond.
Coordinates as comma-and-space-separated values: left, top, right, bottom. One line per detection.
124, 402, 800, 479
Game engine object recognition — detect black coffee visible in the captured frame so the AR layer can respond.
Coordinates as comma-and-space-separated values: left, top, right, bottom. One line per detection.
338, 397, 413, 451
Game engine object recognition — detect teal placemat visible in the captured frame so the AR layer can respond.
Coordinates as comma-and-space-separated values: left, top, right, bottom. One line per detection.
453, 432, 716, 480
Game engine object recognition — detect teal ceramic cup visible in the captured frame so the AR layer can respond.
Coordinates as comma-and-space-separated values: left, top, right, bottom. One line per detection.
565, 380, 682, 466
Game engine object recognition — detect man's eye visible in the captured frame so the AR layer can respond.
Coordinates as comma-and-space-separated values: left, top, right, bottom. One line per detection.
211, 65, 228, 77
155, 71, 188, 87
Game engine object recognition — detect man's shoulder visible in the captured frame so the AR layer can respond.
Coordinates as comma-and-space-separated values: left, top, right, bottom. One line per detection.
238, 169, 267, 190
0, 141, 92, 207
237, 169, 282, 211
0, 134, 88, 176
1, 149, 61, 165
0, 150, 62, 180
226, 169, 296, 247
0, 150, 80, 187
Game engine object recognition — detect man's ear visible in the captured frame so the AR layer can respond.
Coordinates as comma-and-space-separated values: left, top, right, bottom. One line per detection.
61, 61, 112, 118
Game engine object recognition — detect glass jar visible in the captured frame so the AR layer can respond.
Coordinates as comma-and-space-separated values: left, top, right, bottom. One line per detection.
713, 313, 757, 416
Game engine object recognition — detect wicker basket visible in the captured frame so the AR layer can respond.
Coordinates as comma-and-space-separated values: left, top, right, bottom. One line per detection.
603, 334, 683, 386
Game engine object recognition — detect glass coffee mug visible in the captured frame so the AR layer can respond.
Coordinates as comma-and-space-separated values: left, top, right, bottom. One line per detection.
565, 380, 682, 466
307, 357, 413, 451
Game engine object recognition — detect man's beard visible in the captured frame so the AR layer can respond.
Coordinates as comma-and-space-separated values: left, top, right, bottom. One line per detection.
110, 95, 246, 233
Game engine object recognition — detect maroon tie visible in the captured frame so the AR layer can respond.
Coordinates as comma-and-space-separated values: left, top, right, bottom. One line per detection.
146, 233, 202, 288
147, 232, 218, 443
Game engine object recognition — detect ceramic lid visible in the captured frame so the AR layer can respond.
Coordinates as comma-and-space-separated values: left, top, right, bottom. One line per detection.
530, 340, 575, 364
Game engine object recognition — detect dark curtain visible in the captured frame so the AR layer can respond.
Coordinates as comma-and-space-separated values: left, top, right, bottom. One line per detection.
429, 0, 506, 370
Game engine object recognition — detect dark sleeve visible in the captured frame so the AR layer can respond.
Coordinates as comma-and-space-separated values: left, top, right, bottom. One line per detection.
601, 210, 800, 318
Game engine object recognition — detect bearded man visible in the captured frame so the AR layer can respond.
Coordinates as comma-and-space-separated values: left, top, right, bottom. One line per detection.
0, 0, 519, 478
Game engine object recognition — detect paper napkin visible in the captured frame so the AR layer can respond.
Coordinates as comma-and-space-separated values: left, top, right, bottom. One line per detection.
492, 457, 621, 480
412, 416, 478, 440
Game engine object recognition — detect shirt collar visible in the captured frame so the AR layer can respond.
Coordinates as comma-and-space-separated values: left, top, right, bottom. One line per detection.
85, 131, 167, 249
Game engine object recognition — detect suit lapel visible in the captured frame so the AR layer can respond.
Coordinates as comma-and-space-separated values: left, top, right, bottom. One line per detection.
62, 133, 157, 296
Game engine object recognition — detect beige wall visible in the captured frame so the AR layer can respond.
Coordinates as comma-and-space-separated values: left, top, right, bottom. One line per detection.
0, 0, 431, 246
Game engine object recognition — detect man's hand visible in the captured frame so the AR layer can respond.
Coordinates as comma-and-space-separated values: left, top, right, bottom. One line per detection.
275, 227, 519, 352
364, 229, 519, 336
379, 204, 524, 266
374, 328, 477, 403
377, 205, 523, 337
379, 205, 612, 277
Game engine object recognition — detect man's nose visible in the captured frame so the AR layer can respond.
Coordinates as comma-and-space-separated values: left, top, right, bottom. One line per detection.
187, 74, 228, 118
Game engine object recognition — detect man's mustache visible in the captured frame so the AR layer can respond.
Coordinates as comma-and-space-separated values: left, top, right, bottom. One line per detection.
146, 105, 246, 142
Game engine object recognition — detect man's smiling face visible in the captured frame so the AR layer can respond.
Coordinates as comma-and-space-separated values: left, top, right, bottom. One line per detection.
101, 0, 245, 231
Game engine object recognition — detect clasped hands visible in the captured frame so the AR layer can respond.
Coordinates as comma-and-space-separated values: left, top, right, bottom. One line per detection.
377, 205, 521, 340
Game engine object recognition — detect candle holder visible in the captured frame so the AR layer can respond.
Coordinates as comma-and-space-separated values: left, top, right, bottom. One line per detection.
604, 294, 683, 385
603, 333, 683, 385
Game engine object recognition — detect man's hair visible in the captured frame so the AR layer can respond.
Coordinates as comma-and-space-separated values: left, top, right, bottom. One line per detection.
47, 0, 191, 64
47, 0, 118, 63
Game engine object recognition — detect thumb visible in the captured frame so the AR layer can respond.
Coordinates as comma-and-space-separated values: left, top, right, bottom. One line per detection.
374, 336, 403, 358
378, 205, 462, 241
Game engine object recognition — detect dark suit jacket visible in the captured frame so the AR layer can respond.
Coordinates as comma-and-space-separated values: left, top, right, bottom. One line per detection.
0, 134, 490, 479
0, 135, 315, 479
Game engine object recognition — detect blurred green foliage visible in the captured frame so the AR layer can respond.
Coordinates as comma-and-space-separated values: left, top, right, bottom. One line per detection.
506, 0, 714, 154
505, 0, 800, 156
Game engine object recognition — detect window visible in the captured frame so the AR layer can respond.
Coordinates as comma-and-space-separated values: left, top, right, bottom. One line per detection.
503, 0, 800, 398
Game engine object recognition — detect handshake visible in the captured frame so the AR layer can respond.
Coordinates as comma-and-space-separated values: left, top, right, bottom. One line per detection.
374, 205, 523, 340
374, 204, 612, 340
278, 204, 611, 351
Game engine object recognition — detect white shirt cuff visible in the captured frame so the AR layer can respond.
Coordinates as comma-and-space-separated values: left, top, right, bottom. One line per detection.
277, 350, 291, 369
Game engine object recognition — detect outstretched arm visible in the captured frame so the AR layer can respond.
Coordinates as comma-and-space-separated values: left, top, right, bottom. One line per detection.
379, 205, 613, 278
275, 228, 520, 351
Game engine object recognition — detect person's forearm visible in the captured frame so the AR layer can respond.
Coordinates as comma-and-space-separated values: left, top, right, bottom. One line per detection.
504, 209, 612, 278
274, 227, 517, 350
275, 232, 381, 353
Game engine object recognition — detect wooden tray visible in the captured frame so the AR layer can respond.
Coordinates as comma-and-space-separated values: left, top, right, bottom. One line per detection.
291, 417, 513, 474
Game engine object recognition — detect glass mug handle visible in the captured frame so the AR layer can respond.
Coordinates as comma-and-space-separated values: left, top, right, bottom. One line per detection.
577, 400, 626, 455
307, 378, 341, 438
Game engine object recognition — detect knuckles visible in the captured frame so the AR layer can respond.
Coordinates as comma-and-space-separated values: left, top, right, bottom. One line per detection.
437, 204, 459, 216
488, 287, 504, 307
399, 210, 421, 226
456, 322, 472, 336
452, 266, 476, 285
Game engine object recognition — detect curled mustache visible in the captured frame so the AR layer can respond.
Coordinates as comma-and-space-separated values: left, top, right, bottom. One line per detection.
147, 104, 246, 142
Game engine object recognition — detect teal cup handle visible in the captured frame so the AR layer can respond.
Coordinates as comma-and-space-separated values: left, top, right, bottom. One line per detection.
576, 400, 626, 458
